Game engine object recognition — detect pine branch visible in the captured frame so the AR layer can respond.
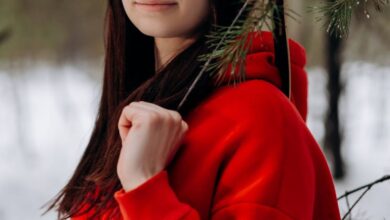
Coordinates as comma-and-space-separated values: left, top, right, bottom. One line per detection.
178, 0, 388, 110
198, 0, 275, 87
177, 0, 297, 110
177, 0, 254, 111
310, 0, 389, 38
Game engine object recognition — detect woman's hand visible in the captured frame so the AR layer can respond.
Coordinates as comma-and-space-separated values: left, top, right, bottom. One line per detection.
116, 101, 189, 192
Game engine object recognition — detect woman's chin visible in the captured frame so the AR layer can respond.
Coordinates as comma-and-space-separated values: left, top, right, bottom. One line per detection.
138, 28, 181, 38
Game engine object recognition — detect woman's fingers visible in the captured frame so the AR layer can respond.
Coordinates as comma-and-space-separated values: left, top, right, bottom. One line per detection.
118, 102, 147, 142
118, 101, 188, 144
181, 120, 189, 132
138, 101, 187, 132
117, 101, 190, 188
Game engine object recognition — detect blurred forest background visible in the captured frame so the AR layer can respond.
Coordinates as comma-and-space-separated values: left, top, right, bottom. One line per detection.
0, 0, 389, 219
0, 0, 105, 60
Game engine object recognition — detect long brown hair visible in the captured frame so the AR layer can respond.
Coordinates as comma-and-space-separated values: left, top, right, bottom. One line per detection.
42, 0, 245, 219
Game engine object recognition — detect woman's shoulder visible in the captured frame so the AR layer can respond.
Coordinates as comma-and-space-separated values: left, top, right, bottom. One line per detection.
197, 80, 339, 220
184, 78, 310, 155
193, 79, 304, 126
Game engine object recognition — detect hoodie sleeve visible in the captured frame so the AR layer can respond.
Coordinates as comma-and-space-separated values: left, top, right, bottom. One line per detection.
113, 158, 295, 220
113, 170, 202, 219
112, 80, 339, 220
113, 169, 294, 219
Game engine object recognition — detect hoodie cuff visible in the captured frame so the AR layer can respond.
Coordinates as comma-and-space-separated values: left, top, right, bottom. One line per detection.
114, 170, 193, 220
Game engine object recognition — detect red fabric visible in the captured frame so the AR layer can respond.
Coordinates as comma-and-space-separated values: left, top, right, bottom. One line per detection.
72, 31, 341, 220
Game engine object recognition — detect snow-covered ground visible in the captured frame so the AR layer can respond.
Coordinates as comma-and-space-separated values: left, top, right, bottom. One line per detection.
0, 61, 389, 220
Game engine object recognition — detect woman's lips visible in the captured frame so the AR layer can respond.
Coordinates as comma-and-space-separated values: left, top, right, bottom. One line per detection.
134, 1, 178, 12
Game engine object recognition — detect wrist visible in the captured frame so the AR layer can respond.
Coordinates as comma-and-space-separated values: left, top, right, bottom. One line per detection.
118, 166, 165, 191
121, 174, 151, 192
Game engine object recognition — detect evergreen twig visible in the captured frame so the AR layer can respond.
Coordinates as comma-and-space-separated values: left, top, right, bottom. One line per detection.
310, 0, 389, 38
177, 0, 291, 111
177, 0, 388, 110
177, 0, 254, 111
198, 0, 275, 87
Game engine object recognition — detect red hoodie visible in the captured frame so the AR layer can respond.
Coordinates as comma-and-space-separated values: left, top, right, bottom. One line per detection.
72, 31, 341, 220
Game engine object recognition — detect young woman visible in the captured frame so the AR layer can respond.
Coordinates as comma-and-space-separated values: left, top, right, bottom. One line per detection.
44, 0, 341, 219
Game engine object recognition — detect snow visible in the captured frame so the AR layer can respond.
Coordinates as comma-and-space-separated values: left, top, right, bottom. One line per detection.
0, 62, 101, 220
307, 63, 390, 220
0, 61, 389, 219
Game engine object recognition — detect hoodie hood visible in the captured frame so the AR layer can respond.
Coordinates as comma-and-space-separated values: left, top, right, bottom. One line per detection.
218, 31, 308, 121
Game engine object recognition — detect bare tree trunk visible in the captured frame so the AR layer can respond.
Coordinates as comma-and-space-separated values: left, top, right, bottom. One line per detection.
0, 28, 11, 45
324, 32, 345, 179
